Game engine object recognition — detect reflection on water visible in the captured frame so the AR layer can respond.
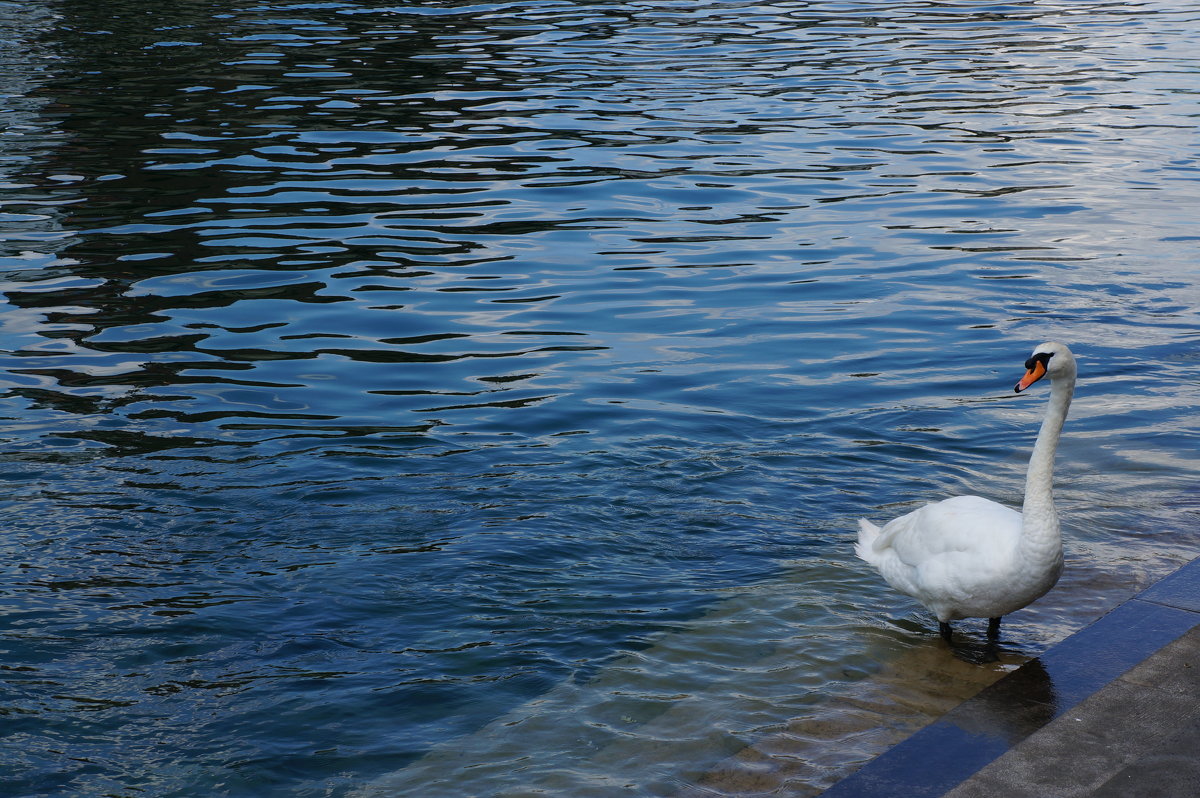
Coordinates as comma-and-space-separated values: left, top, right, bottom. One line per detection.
2, 0, 1199, 795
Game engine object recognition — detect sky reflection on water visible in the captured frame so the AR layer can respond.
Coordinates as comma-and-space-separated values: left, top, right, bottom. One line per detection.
1, 1, 1199, 795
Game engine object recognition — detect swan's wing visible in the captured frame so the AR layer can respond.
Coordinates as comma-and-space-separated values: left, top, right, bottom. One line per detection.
872, 495, 1021, 566
864, 495, 1028, 620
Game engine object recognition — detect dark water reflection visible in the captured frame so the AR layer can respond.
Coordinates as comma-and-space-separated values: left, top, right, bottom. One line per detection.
2, 0, 1199, 795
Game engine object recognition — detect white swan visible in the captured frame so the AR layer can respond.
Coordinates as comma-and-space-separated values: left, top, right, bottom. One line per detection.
855, 342, 1076, 642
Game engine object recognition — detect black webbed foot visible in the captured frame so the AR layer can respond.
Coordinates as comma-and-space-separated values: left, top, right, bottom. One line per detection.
939, 618, 1002, 664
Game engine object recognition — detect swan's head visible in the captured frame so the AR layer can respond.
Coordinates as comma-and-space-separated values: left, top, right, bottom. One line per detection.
1014, 341, 1076, 393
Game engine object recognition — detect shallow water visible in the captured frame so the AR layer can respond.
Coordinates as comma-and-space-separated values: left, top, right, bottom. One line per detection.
2, 0, 1199, 795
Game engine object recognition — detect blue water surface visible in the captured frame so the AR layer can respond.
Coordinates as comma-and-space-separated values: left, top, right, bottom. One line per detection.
1, 1, 1198, 795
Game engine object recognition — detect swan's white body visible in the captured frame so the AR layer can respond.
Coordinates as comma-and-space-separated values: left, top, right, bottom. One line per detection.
856, 342, 1076, 628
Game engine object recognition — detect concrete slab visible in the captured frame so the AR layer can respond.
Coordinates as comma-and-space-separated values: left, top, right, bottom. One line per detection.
946, 628, 1200, 798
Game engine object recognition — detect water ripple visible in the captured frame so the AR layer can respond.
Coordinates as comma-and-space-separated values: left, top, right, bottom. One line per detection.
2, 0, 1200, 795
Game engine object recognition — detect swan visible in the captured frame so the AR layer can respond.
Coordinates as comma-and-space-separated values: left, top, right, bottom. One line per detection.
855, 342, 1076, 643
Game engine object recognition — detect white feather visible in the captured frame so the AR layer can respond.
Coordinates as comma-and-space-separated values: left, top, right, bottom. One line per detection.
856, 342, 1076, 628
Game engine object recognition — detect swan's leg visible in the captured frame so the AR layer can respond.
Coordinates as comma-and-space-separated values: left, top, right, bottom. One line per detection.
987, 617, 1002, 640
939, 621, 953, 642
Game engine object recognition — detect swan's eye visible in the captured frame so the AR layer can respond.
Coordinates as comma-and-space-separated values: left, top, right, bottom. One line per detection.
1024, 352, 1053, 370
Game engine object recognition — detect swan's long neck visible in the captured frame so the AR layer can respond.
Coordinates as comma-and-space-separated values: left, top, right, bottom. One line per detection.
1019, 370, 1074, 561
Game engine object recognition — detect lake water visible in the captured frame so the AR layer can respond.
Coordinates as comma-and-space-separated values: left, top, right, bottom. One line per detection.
2, 1, 1198, 795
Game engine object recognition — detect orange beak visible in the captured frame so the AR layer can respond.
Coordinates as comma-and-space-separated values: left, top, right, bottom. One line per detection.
1014, 360, 1047, 393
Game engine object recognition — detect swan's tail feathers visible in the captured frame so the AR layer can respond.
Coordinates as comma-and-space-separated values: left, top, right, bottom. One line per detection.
855, 518, 882, 563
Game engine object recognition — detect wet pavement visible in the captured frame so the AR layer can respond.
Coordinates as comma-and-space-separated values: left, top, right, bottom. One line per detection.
820, 556, 1200, 797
